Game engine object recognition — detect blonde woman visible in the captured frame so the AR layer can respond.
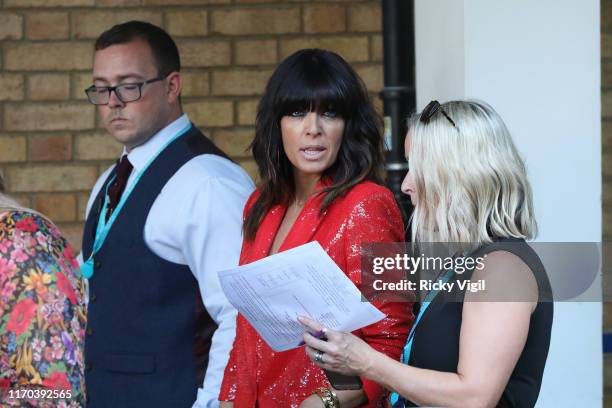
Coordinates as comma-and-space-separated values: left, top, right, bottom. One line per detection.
300, 100, 553, 407
0, 174, 86, 407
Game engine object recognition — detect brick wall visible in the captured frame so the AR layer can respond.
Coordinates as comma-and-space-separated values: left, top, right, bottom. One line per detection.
0, 0, 383, 251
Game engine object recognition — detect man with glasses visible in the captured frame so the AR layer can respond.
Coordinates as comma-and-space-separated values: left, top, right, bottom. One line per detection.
81, 21, 254, 408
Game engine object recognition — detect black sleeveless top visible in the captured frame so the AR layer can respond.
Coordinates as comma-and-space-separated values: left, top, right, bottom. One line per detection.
405, 239, 553, 407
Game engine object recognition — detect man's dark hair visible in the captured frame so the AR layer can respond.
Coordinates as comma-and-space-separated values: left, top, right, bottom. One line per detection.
243, 48, 385, 240
94, 20, 180, 77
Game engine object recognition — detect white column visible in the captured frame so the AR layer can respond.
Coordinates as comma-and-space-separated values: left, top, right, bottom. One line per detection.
415, 0, 602, 406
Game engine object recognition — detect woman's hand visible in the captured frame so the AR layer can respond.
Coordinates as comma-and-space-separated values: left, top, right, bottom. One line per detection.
298, 316, 376, 377
219, 401, 234, 408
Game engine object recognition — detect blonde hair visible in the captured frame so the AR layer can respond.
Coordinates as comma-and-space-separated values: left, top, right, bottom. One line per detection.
408, 100, 537, 247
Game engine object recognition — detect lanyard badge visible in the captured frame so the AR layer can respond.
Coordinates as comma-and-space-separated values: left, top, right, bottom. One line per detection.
79, 122, 192, 279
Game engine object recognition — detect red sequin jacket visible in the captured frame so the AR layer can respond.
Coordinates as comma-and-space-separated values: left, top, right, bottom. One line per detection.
219, 180, 413, 407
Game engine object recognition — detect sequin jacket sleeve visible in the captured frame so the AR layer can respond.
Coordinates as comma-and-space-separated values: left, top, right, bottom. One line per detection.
0, 211, 87, 407
341, 185, 413, 406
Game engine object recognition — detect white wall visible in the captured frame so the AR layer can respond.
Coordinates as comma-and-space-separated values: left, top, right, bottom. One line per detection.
415, 0, 602, 406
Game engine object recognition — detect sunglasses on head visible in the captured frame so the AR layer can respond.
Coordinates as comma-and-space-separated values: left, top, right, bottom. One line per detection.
420, 100, 457, 128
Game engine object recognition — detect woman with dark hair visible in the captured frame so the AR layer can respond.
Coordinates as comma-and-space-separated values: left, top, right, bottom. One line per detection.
0, 174, 87, 407
219, 49, 412, 407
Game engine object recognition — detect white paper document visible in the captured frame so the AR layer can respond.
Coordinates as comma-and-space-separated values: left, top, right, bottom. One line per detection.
217, 241, 386, 352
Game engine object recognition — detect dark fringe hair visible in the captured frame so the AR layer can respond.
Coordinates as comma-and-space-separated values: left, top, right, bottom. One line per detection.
244, 49, 385, 240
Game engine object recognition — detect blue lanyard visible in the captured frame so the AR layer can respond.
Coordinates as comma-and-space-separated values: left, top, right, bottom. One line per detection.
389, 270, 453, 407
79, 122, 192, 279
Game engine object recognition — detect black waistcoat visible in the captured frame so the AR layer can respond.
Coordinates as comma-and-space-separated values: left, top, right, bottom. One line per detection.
82, 125, 229, 407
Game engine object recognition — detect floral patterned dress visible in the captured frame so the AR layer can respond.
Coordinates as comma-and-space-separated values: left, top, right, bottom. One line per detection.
0, 210, 87, 407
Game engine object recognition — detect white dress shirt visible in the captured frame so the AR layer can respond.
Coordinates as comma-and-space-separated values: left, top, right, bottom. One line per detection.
85, 114, 255, 408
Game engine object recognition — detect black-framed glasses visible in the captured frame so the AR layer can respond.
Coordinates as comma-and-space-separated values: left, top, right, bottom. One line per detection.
85, 75, 166, 105
420, 100, 457, 128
